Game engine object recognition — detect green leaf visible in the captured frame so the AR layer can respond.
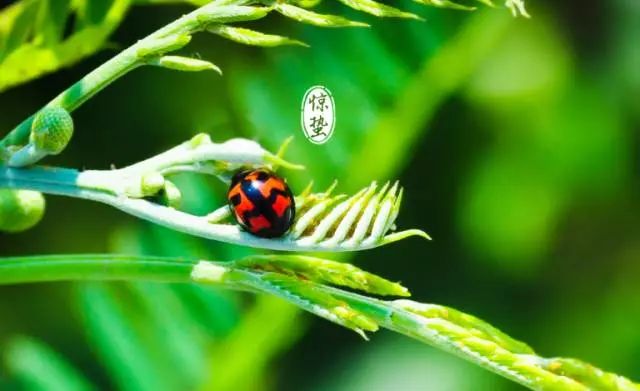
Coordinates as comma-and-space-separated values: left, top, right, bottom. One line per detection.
34, 0, 71, 46
78, 283, 178, 391
136, 34, 192, 57
336, 0, 422, 20
128, 282, 208, 386
413, 0, 476, 11
247, 271, 379, 337
0, 0, 39, 62
393, 300, 534, 354
235, 255, 410, 297
208, 24, 308, 47
0, 0, 130, 92
200, 297, 303, 391
5, 336, 96, 391
274, 3, 369, 28
153, 55, 222, 74
346, 10, 514, 181
195, 5, 271, 24
505, 0, 529, 17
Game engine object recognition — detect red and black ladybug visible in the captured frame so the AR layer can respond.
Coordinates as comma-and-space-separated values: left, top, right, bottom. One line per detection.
227, 168, 296, 238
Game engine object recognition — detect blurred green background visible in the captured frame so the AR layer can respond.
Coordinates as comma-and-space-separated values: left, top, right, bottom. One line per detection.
0, 0, 639, 389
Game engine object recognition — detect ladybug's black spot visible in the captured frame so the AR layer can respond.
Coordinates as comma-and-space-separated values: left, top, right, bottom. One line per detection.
229, 193, 242, 206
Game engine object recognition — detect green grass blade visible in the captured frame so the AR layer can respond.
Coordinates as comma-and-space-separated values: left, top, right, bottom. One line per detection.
5, 336, 97, 391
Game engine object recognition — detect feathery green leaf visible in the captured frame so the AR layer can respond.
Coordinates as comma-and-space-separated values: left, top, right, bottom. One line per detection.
336, 0, 422, 20
208, 24, 308, 47
234, 255, 410, 296
274, 3, 369, 28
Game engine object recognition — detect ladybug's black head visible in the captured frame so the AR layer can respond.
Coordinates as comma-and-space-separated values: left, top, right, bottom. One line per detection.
230, 168, 272, 186
230, 169, 252, 187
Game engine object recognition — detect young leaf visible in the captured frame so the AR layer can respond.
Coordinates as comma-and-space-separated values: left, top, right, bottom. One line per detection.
0, 0, 39, 61
208, 24, 308, 47
34, 0, 71, 45
234, 255, 410, 296
413, 0, 476, 11
274, 3, 369, 28
0, 0, 130, 92
195, 5, 271, 24
152, 55, 222, 74
136, 34, 192, 58
393, 300, 534, 354
255, 272, 379, 338
505, 0, 529, 17
5, 337, 96, 391
336, 0, 422, 20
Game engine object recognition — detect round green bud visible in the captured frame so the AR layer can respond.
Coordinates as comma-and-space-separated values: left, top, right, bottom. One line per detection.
0, 189, 46, 233
141, 172, 165, 196
30, 107, 74, 155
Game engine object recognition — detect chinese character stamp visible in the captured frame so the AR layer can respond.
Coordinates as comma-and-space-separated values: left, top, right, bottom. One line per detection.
301, 86, 335, 144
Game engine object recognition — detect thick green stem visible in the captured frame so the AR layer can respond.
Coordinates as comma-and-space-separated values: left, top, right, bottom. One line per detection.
0, 254, 636, 391
0, 255, 196, 285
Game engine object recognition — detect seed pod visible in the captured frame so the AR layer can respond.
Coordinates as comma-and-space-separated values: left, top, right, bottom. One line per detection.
0, 189, 45, 233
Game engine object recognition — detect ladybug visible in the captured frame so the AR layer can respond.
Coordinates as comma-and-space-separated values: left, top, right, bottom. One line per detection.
227, 168, 296, 238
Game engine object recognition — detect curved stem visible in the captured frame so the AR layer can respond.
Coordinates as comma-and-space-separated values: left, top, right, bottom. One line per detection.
0, 165, 420, 251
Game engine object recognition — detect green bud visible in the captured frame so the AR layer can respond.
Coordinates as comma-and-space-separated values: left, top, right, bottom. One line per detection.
30, 107, 74, 155
0, 189, 46, 233
413, 0, 475, 11
274, 3, 369, 28
137, 34, 192, 58
336, 0, 422, 19
208, 25, 308, 47
154, 56, 222, 74
196, 5, 270, 25
141, 172, 165, 196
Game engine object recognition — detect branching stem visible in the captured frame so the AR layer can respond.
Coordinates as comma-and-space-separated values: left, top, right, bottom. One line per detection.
0, 2, 265, 149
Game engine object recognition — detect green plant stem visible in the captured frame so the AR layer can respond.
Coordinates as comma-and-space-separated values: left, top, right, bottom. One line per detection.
0, 165, 422, 251
0, 255, 195, 285
0, 1, 257, 149
0, 254, 635, 391
293, 284, 639, 391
